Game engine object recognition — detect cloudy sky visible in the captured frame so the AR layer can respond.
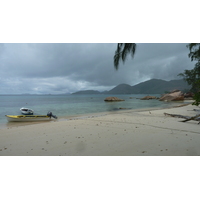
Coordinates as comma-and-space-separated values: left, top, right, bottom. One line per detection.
0, 43, 195, 94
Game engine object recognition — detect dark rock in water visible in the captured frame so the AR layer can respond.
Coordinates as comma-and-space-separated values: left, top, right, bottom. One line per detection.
140, 96, 159, 100
104, 97, 125, 102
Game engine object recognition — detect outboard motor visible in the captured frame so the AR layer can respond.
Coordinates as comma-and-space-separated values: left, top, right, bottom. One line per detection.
47, 111, 57, 119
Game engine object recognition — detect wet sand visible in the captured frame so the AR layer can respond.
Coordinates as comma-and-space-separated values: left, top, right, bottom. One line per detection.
0, 104, 200, 156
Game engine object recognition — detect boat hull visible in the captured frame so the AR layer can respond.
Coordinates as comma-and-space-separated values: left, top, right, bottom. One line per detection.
5, 115, 52, 122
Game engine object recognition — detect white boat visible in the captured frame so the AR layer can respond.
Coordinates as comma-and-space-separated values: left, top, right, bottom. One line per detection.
5, 112, 57, 122
20, 107, 34, 115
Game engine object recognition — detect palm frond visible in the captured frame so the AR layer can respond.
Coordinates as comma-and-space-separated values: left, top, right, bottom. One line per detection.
187, 43, 200, 61
114, 43, 136, 70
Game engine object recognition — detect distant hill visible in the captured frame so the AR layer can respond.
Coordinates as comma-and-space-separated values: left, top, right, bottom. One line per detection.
132, 79, 190, 94
72, 79, 191, 95
108, 84, 133, 94
106, 79, 190, 94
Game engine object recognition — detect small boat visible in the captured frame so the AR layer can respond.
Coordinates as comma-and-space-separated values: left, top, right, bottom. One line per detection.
5, 112, 57, 122
20, 107, 34, 115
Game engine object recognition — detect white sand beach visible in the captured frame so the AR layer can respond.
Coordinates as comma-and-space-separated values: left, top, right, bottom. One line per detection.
0, 104, 200, 156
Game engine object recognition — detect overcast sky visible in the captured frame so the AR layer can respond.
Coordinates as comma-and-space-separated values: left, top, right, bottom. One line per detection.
0, 43, 195, 94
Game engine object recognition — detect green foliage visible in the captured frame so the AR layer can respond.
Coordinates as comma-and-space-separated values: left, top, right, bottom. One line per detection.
179, 43, 200, 106
192, 92, 200, 106
179, 65, 200, 92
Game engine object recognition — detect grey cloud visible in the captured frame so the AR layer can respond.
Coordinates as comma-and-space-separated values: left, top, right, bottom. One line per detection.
0, 43, 195, 94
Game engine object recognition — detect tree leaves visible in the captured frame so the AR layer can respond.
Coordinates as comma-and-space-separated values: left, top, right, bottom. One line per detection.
180, 43, 200, 105
187, 43, 200, 61
114, 43, 136, 70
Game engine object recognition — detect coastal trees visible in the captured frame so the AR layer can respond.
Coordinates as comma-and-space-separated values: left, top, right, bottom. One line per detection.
114, 43, 136, 70
179, 43, 200, 105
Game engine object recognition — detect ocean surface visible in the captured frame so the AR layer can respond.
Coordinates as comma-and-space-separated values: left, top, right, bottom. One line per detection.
0, 94, 188, 127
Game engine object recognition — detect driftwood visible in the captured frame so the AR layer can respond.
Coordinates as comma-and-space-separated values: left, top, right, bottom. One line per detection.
164, 113, 200, 124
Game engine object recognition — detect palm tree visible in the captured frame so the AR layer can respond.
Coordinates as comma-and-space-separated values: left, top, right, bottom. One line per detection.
114, 43, 136, 70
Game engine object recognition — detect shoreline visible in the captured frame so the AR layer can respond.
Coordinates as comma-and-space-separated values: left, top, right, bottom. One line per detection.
1, 103, 200, 156
0, 102, 191, 130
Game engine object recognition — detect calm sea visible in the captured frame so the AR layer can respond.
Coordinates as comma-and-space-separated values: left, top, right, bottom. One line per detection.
0, 94, 186, 127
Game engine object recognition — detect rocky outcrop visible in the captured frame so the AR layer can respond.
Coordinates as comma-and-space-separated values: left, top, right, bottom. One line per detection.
160, 90, 184, 101
104, 97, 125, 102
140, 96, 159, 100
184, 92, 194, 99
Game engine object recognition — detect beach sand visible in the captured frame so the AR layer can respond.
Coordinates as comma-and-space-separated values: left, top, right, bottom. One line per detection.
0, 104, 200, 156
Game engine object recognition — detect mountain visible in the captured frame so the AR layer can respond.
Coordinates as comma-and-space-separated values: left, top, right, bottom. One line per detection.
130, 79, 190, 94
72, 79, 191, 95
108, 84, 133, 94
107, 79, 190, 94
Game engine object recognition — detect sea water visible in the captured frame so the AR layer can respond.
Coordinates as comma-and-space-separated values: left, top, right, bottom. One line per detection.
0, 94, 187, 127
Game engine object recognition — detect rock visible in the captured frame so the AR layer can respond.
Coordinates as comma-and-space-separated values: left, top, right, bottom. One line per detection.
104, 97, 125, 102
184, 92, 194, 98
160, 90, 184, 101
140, 96, 158, 100
172, 96, 184, 101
